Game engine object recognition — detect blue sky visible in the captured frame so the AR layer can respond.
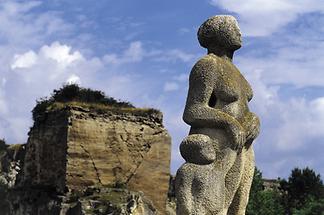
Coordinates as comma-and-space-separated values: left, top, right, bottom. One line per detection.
1, 0, 324, 179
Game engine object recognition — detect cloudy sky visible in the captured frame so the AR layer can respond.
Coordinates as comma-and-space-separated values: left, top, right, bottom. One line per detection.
1, 0, 324, 179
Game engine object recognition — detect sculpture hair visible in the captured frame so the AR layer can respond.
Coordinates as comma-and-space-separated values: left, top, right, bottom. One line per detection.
197, 15, 240, 50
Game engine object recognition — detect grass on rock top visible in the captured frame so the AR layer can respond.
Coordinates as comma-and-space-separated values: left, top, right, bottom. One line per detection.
32, 84, 161, 121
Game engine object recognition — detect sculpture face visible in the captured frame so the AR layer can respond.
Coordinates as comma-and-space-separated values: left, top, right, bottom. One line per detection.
198, 15, 242, 51
225, 17, 242, 50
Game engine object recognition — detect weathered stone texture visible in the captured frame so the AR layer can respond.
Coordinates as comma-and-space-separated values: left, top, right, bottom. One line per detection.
0, 144, 26, 188
22, 110, 68, 192
66, 107, 171, 213
175, 15, 260, 215
21, 105, 171, 214
0, 144, 26, 214
8, 186, 158, 215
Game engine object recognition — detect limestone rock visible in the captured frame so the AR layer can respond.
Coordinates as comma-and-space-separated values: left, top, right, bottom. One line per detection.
8, 186, 157, 215
11, 104, 171, 215
0, 144, 26, 188
0, 144, 26, 214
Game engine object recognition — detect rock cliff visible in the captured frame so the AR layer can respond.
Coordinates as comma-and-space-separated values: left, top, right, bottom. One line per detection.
2, 102, 172, 215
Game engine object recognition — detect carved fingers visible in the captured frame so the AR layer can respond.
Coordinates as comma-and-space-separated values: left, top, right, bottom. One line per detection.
227, 120, 246, 150
245, 113, 260, 142
233, 128, 246, 150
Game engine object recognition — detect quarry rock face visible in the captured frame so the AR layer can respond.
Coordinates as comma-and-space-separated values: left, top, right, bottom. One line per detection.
0, 144, 26, 189
6, 104, 171, 215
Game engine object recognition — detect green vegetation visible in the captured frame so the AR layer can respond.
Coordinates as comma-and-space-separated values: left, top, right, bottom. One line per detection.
247, 167, 324, 215
292, 198, 324, 215
280, 167, 324, 215
247, 168, 284, 215
0, 139, 7, 153
32, 84, 136, 120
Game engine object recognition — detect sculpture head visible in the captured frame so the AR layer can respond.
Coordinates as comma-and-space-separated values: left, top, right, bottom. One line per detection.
198, 15, 242, 52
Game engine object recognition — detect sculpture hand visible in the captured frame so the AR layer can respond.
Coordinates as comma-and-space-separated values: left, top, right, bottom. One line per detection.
230, 124, 246, 150
237, 129, 246, 148
245, 114, 260, 142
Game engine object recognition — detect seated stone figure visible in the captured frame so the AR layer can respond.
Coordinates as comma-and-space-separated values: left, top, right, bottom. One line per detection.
175, 15, 260, 215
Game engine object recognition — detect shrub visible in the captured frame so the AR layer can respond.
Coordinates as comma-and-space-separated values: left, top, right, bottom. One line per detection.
32, 84, 134, 120
0, 139, 7, 152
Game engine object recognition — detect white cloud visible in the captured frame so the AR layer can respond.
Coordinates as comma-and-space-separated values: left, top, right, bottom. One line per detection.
211, 0, 324, 36
242, 65, 324, 177
11, 51, 38, 69
66, 74, 81, 85
39, 42, 83, 67
311, 97, 324, 120
275, 98, 324, 151
1, 41, 103, 143
11, 42, 88, 82
0, 1, 72, 50
103, 41, 144, 65
236, 40, 324, 88
164, 82, 179, 92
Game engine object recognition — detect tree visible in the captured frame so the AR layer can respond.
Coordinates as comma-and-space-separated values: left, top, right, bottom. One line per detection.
292, 197, 324, 215
246, 167, 284, 215
280, 167, 324, 214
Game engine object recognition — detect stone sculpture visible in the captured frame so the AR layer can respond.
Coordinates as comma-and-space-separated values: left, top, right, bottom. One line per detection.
175, 15, 260, 215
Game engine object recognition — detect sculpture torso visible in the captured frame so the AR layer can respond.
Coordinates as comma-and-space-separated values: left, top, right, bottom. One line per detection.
187, 54, 253, 136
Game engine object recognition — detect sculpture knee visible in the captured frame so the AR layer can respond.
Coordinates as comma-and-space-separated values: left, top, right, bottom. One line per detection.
180, 134, 216, 165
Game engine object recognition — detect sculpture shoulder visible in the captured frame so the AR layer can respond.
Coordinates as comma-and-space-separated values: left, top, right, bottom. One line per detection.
192, 54, 223, 72
190, 54, 222, 81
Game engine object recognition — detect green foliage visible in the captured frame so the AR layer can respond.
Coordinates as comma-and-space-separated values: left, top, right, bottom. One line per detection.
32, 84, 134, 120
0, 139, 7, 152
280, 167, 324, 214
292, 197, 324, 215
247, 167, 324, 215
249, 167, 264, 196
254, 190, 285, 215
247, 167, 285, 215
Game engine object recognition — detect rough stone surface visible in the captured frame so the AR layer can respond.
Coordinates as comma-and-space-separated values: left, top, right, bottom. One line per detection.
0, 144, 26, 214
9, 104, 171, 215
175, 15, 260, 215
8, 187, 158, 215
0, 144, 26, 188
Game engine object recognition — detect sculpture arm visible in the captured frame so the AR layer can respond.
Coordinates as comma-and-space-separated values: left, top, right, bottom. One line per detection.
183, 61, 245, 146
